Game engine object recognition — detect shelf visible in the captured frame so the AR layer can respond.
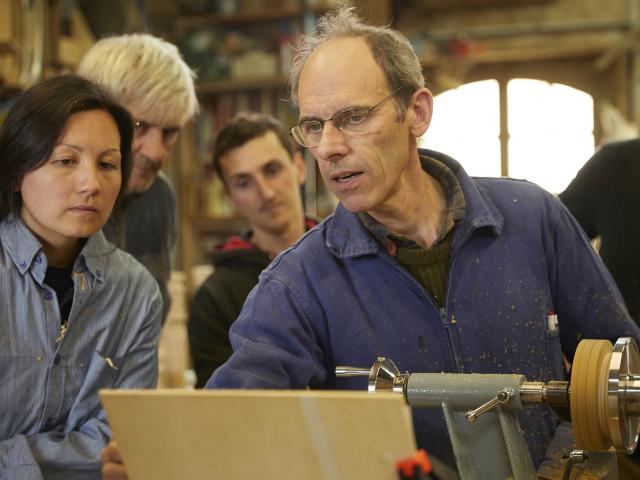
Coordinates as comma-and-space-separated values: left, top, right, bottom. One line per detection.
417, 0, 557, 10
420, 30, 629, 67
197, 75, 289, 94
191, 216, 248, 233
0, 39, 19, 55
176, 3, 329, 28
178, 6, 303, 27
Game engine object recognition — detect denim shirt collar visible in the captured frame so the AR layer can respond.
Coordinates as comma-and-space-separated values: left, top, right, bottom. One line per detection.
1, 215, 113, 284
325, 148, 504, 258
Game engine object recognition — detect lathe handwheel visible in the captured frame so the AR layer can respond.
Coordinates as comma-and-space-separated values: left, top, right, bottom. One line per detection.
570, 339, 613, 451
607, 337, 640, 453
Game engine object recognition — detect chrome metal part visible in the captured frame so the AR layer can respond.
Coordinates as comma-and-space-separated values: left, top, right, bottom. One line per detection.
544, 380, 571, 421
607, 337, 640, 453
334, 367, 370, 376
366, 357, 408, 394
465, 388, 514, 422
519, 381, 570, 406
544, 381, 570, 407
519, 381, 544, 403
561, 450, 587, 480
626, 375, 640, 415
335, 357, 409, 394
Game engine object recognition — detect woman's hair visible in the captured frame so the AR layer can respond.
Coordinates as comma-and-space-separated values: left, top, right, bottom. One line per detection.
77, 33, 199, 127
0, 74, 134, 220
289, 6, 425, 118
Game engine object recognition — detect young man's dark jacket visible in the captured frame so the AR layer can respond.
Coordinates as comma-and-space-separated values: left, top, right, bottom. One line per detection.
188, 220, 317, 388
188, 235, 269, 388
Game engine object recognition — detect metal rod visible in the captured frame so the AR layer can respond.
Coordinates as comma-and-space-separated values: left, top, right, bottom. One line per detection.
466, 388, 513, 422
335, 367, 370, 377
562, 450, 587, 480
519, 382, 544, 404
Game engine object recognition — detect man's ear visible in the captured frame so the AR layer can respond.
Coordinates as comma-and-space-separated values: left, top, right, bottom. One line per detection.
293, 151, 306, 185
408, 87, 434, 138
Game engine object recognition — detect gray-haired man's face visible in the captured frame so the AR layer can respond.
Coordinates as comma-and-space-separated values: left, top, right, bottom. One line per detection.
126, 105, 180, 194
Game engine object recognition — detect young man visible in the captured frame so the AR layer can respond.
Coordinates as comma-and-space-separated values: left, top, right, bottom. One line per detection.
101, 8, 640, 479
77, 34, 199, 320
188, 112, 315, 387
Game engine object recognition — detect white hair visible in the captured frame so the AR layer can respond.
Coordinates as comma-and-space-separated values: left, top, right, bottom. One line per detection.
78, 33, 199, 126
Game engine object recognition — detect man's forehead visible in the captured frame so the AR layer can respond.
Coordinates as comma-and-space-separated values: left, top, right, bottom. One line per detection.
222, 133, 292, 173
125, 103, 181, 129
300, 37, 378, 78
222, 156, 291, 184
298, 84, 390, 119
298, 38, 389, 114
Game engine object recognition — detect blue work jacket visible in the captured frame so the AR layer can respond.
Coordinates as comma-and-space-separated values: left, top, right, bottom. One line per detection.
208, 150, 640, 468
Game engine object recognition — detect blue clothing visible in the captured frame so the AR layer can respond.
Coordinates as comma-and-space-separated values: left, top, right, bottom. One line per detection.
208, 150, 640, 469
0, 216, 162, 480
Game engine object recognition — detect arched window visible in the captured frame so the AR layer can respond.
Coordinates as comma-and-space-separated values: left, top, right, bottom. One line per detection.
420, 78, 595, 194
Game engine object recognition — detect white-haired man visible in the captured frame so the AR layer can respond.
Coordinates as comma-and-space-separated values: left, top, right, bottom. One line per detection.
78, 34, 199, 319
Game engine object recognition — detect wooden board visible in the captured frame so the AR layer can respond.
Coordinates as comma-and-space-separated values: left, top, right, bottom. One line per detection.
100, 389, 417, 480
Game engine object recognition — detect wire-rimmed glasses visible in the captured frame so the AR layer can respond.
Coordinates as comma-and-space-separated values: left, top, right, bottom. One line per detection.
289, 87, 403, 148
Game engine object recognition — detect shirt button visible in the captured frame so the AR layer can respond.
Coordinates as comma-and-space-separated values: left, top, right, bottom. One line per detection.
36, 356, 44, 363
34, 255, 42, 264
43, 290, 54, 300
19, 260, 27, 269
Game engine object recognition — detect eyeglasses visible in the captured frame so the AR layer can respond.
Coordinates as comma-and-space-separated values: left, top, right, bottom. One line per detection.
134, 120, 180, 148
289, 87, 403, 148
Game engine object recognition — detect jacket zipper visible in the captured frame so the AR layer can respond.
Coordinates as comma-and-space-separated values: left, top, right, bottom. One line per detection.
380, 251, 464, 372
440, 307, 463, 372
442, 222, 477, 373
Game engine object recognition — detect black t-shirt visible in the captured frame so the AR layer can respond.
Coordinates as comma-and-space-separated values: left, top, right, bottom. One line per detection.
44, 266, 74, 324
560, 138, 640, 323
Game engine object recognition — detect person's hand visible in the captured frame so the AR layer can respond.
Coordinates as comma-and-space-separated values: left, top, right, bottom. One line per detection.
101, 440, 128, 480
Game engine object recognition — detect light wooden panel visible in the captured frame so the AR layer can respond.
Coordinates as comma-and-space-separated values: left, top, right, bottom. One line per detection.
100, 389, 417, 480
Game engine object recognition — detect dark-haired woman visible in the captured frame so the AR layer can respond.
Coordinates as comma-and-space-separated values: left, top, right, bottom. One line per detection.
0, 75, 161, 479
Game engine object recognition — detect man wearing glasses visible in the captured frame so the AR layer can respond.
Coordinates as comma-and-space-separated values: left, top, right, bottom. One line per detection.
101, 7, 639, 480
78, 34, 199, 320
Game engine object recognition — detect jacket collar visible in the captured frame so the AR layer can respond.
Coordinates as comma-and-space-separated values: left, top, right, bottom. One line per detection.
325, 149, 504, 258
423, 149, 504, 235
1, 215, 113, 283
216, 217, 320, 254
